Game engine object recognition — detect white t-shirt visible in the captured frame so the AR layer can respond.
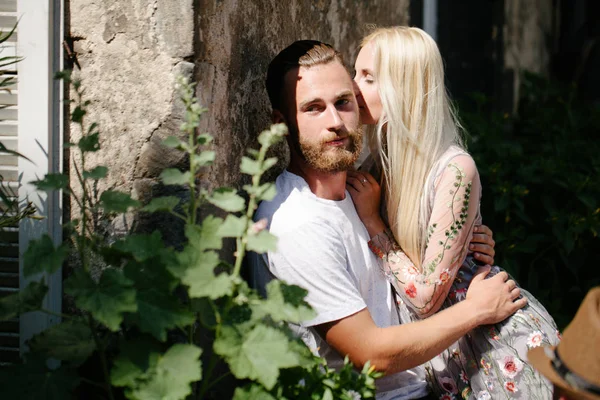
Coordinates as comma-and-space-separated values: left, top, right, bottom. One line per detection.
248, 170, 428, 400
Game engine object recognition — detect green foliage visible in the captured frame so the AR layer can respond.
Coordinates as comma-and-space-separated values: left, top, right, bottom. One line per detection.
0, 74, 380, 400
461, 72, 600, 328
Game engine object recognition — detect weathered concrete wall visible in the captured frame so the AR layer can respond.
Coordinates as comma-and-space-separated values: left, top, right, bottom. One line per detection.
68, 0, 408, 236
504, 0, 554, 111
193, 1, 408, 188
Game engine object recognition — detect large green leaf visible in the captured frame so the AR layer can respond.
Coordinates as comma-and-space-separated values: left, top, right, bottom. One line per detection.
112, 231, 165, 262
246, 230, 277, 253
128, 288, 194, 341
99, 190, 141, 213
0, 356, 80, 400
171, 247, 232, 299
31, 173, 69, 191
0, 281, 48, 321
160, 169, 191, 186
207, 188, 246, 212
23, 235, 69, 278
185, 215, 223, 252
65, 269, 137, 331
127, 344, 202, 400
142, 196, 180, 213
111, 337, 161, 387
259, 280, 315, 324
123, 260, 193, 341
214, 324, 302, 390
28, 320, 94, 365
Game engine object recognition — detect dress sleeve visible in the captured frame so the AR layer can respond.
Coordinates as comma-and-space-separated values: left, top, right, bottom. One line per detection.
369, 155, 482, 318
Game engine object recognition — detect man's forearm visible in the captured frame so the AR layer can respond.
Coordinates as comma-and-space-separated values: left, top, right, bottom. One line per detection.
369, 300, 483, 374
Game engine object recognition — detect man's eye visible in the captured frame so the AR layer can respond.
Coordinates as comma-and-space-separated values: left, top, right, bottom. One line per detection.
336, 99, 350, 107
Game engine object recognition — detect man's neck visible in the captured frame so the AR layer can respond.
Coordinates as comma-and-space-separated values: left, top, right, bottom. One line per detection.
287, 159, 347, 201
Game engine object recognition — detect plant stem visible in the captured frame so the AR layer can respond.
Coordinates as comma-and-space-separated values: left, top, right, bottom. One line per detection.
231, 144, 267, 278
88, 315, 115, 400
202, 371, 232, 393
197, 352, 219, 400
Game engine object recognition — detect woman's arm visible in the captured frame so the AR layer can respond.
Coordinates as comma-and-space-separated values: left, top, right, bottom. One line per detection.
347, 155, 482, 318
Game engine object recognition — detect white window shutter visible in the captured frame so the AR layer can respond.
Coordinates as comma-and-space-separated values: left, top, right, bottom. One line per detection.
0, 0, 20, 365
0, 0, 62, 364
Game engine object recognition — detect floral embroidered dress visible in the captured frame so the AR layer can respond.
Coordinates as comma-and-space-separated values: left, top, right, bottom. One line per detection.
368, 146, 560, 400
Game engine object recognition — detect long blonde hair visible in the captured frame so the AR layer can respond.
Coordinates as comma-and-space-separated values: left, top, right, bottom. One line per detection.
362, 26, 465, 270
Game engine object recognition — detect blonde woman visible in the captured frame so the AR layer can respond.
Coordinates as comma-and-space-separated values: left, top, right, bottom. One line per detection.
347, 26, 560, 400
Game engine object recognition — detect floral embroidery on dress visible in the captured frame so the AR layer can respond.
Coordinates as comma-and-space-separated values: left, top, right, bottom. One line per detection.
367, 149, 560, 400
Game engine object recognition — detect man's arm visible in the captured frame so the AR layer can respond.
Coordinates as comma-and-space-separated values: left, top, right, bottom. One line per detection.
316, 266, 526, 375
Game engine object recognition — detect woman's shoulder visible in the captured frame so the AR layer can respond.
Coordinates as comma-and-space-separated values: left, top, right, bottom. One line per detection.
432, 147, 478, 186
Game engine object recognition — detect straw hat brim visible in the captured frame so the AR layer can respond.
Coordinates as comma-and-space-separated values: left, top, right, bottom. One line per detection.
528, 346, 600, 400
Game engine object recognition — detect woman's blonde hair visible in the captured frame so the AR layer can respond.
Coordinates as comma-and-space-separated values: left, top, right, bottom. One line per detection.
362, 26, 465, 270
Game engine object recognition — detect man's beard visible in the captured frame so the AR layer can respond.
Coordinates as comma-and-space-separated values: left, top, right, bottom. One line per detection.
291, 125, 363, 173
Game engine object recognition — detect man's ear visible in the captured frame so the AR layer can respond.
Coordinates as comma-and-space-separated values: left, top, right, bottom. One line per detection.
272, 109, 286, 124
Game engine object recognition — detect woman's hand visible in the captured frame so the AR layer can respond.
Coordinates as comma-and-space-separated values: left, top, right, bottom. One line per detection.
346, 171, 386, 238
470, 224, 496, 265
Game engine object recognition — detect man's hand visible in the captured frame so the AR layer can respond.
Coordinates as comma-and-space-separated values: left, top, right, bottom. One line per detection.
470, 224, 496, 265
466, 266, 526, 325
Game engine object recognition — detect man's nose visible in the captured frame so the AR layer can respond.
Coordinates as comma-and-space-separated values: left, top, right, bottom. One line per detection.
327, 106, 344, 130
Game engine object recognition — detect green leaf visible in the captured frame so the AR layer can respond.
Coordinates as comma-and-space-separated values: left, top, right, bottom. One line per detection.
197, 133, 213, 145
258, 123, 287, 147
162, 136, 184, 149
99, 190, 141, 213
78, 131, 100, 152
65, 269, 137, 331
72, 105, 87, 124
160, 168, 191, 185
192, 151, 215, 168
112, 231, 165, 262
246, 230, 278, 253
207, 188, 246, 212
23, 235, 69, 278
0, 356, 80, 400
128, 344, 202, 400
262, 157, 278, 171
123, 260, 193, 341
171, 247, 232, 299
217, 215, 248, 238
82, 165, 108, 180
261, 280, 315, 324
214, 324, 301, 390
233, 384, 277, 400
0, 281, 48, 321
31, 173, 69, 191
111, 337, 161, 387
244, 183, 277, 202
240, 156, 261, 175
128, 288, 194, 342
28, 320, 94, 365
186, 215, 223, 252
142, 196, 180, 213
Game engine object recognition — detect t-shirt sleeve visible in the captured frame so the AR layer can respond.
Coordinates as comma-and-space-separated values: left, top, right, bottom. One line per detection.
269, 220, 367, 327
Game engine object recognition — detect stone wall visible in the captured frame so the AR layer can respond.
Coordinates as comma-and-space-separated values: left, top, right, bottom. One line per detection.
67, 1, 411, 190
68, 0, 408, 237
